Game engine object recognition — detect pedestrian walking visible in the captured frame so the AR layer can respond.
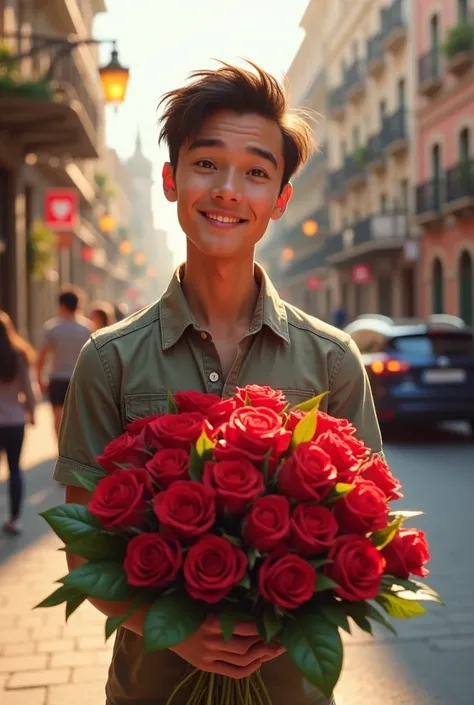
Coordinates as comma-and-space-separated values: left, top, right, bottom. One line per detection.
90, 301, 116, 332
0, 311, 37, 535
54, 62, 381, 705
37, 287, 91, 439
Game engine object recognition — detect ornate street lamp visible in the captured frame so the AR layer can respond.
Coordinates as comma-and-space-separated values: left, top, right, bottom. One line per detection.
98, 43, 130, 104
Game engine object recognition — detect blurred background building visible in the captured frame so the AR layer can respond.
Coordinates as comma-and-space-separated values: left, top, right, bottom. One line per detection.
259, 0, 474, 327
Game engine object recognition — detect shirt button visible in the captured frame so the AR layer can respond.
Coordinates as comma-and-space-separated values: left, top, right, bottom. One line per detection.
209, 371, 219, 383
200, 332, 208, 340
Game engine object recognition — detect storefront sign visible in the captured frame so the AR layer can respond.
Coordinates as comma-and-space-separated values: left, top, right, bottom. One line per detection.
44, 189, 78, 231
352, 264, 372, 284
306, 275, 321, 290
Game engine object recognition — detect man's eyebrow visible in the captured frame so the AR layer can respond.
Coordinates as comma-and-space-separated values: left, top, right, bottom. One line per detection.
187, 138, 278, 170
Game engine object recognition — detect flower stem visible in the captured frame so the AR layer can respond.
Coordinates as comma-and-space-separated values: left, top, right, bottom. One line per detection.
255, 670, 273, 705
206, 672, 215, 705
164, 668, 198, 705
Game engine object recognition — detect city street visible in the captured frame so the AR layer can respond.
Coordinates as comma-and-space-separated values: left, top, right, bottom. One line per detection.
0, 406, 473, 705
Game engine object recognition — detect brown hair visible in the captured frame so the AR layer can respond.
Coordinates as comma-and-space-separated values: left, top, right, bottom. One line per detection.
158, 61, 314, 190
90, 301, 115, 330
0, 311, 35, 383
59, 286, 85, 313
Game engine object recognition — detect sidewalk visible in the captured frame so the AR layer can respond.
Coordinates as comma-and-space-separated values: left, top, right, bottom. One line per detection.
0, 404, 113, 705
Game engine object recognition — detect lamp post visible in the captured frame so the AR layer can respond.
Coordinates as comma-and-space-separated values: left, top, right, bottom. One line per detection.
1, 32, 130, 105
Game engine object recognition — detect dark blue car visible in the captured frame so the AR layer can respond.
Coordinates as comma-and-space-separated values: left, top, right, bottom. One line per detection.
345, 314, 474, 435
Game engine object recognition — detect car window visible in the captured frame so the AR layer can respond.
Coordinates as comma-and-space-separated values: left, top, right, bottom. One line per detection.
351, 329, 387, 354
390, 334, 474, 357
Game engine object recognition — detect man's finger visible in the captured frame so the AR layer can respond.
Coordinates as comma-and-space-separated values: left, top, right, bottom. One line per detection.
232, 621, 260, 636
210, 658, 264, 679
203, 634, 262, 656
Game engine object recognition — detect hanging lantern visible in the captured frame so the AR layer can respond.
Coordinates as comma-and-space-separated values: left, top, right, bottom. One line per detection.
99, 213, 115, 233
134, 252, 145, 266
302, 219, 318, 237
99, 44, 130, 104
281, 247, 295, 262
119, 240, 133, 255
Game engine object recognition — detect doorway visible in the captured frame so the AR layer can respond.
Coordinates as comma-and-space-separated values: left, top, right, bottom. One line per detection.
458, 250, 473, 325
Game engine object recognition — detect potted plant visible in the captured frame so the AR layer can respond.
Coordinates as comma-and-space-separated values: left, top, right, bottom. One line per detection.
353, 145, 368, 167
442, 22, 474, 74
28, 219, 57, 281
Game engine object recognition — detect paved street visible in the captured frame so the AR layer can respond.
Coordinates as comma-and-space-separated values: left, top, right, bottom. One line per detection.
0, 407, 473, 704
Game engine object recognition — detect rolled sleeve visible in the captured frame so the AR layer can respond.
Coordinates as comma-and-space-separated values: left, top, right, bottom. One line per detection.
328, 338, 383, 453
53, 339, 124, 487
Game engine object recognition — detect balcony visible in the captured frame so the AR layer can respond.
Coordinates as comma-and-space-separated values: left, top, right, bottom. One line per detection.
381, 0, 408, 53
366, 132, 385, 171
367, 33, 385, 76
328, 168, 346, 200
418, 49, 443, 97
293, 142, 327, 186
344, 151, 368, 188
444, 160, 474, 214
415, 179, 444, 225
327, 212, 408, 263
381, 107, 408, 156
345, 58, 366, 103
283, 245, 328, 279
444, 22, 474, 76
328, 84, 346, 120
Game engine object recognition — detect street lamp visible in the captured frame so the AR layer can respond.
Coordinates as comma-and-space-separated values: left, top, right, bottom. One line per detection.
302, 219, 318, 237
2, 33, 129, 106
99, 213, 116, 233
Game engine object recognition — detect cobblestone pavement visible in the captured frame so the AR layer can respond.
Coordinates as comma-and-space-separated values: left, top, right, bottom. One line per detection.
0, 408, 473, 704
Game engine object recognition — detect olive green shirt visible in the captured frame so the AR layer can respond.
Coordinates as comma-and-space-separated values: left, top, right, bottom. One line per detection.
54, 264, 382, 705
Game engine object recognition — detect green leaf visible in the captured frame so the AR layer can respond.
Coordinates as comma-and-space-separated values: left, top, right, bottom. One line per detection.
319, 602, 351, 634
64, 534, 126, 562
60, 561, 136, 601
291, 392, 329, 414
364, 602, 397, 636
325, 483, 355, 504
262, 604, 282, 643
314, 575, 339, 593
291, 393, 328, 448
72, 471, 104, 494
34, 584, 82, 609
40, 504, 101, 544
382, 577, 445, 606
388, 510, 424, 521
279, 611, 343, 698
65, 594, 87, 621
345, 602, 373, 634
247, 548, 260, 570
219, 611, 237, 643
244, 393, 251, 407
261, 448, 272, 484
196, 429, 216, 457
376, 592, 426, 619
143, 593, 207, 651
309, 559, 332, 570
188, 445, 203, 482
105, 601, 143, 641
167, 390, 178, 414
238, 574, 251, 590
371, 517, 403, 551
221, 532, 243, 547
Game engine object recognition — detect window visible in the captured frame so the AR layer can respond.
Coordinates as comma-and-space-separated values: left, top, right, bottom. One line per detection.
341, 139, 347, 158
397, 78, 405, 108
458, 0, 469, 23
432, 257, 444, 314
400, 179, 409, 212
352, 126, 360, 149
380, 194, 387, 212
379, 100, 387, 127
459, 127, 470, 161
431, 143, 442, 180
430, 14, 439, 52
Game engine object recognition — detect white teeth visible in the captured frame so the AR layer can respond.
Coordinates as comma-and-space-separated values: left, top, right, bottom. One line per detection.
206, 213, 240, 224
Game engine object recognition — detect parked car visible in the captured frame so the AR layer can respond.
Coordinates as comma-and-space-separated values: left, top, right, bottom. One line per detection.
344, 314, 474, 434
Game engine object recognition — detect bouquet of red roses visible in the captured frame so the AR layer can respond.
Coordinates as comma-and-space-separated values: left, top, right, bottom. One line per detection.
38, 385, 443, 704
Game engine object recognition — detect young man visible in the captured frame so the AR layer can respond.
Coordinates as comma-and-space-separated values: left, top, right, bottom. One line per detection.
54, 62, 383, 705
37, 287, 91, 439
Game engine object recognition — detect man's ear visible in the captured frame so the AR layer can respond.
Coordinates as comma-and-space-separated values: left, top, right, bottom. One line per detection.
270, 182, 292, 221
162, 162, 177, 203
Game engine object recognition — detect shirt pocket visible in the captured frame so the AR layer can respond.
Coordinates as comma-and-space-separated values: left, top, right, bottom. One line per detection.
124, 392, 169, 423
280, 388, 321, 409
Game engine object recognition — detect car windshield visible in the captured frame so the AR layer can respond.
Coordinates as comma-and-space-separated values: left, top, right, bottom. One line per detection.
390, 334, 474, 358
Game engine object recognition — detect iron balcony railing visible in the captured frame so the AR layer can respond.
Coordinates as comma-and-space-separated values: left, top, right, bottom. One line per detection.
344, 153, 367, 182
328, 168, 346, 196
416, 179, 444, 215
328, 84, 346, 114
445, 159, 474, 203
367, 32, 384, 66
345, 58, 366, 94
381, 107, 408, 149
418, 48, 442, 86
366, 132, 384, 164
382, 0, 407, 42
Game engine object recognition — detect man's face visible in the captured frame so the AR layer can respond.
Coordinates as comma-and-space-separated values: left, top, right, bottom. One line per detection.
163, 110, 292, 258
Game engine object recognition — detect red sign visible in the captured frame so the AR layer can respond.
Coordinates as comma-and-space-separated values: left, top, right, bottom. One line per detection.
352, 264, 372, 284
306, 275, 321, 290
56, 232, 73, 249
44, 189, 78, 231
81, 246, 94, 262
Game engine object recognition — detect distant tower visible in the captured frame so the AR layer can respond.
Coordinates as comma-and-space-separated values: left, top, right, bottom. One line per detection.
126, 129, 154, 253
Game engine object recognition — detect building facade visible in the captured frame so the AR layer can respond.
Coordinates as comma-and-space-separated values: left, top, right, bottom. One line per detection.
0, 0, 131, 344
415, 0, 474, 325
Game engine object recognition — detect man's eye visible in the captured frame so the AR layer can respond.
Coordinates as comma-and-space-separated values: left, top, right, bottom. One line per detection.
196, 160, 215, 169
249, 168, 268, 178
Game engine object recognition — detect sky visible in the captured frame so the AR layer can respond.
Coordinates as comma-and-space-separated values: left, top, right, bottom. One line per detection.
94, 0, 309, 265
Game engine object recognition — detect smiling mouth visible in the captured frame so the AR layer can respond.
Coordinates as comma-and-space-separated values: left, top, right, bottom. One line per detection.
199, 211, 247, 226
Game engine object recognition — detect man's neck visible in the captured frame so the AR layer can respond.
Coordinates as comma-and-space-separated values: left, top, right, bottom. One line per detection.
182, 248, 259, 338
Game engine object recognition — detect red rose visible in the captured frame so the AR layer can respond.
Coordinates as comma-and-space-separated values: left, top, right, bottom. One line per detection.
314, 411, 356, 438
343, 434, 370, 460
202, 459, 264, 515
235, 385, 287, 413
243, 495, 291, 552
278, 443, 337, 502
88, 468, 152, 528
326, 534, 385, 601
174, 390, 220, 414
286, 409, 304, 432
146, 412, 204, 450
222, 407, 291, 463
146, 448, 190, 488
359, 455, 403, 501
259, 553, 316, 610
206, 398, 238, 436
127, 415, 161, 436
316, 430, 359, 483
290, 504, 339, 556
96, 431, 149, 472
153, 480, 216, 542
124, 533, 182, 587
183, 534, 247, 603
334, 480, 389, 534
382, 529, 430, 580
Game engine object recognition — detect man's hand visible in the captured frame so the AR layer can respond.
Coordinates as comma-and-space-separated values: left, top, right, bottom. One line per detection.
39, 379, 48, 397
170, 616, 284, 678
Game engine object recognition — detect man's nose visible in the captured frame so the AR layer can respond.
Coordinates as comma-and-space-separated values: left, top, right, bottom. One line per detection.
211, 170, 243, 203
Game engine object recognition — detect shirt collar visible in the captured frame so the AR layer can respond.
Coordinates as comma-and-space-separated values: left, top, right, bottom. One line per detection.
159, 263, 290, 350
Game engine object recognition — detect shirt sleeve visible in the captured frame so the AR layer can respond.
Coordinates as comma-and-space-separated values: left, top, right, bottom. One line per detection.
328, 337, 383, 453
53, 338, 124, 487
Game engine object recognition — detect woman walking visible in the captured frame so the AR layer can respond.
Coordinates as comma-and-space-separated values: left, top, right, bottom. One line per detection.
0, 311, 37, 535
